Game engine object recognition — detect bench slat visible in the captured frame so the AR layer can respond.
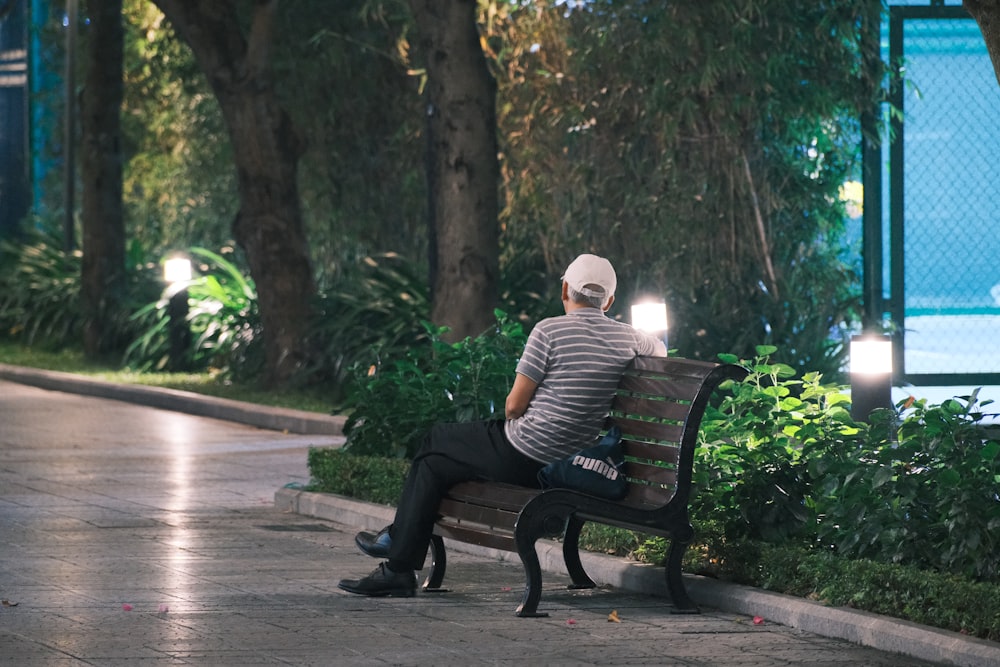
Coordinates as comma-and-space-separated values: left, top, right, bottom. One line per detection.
614, 416, 685, 443
445, 481, 539, 512
437, 498, 519, 530
618, 374, 702, 401
624, 439, 681, 466
435, 520, 517, 551
613, 395, 692, 422
628, 355, 721, 380
625, 460, 680, 487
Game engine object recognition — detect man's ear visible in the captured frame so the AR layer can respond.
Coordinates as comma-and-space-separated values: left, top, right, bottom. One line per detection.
561, 281, 569, 301
603, 294, 615, 312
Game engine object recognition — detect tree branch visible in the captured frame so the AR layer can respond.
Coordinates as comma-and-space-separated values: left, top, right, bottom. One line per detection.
964, 0, 1000, 87
741, 151, 780, 300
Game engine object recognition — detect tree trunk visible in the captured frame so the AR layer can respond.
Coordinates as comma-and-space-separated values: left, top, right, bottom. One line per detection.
409, 0, 500, 341
966, 0, 1000, 86
80, 0, 125, 357
153, 0, 316, 386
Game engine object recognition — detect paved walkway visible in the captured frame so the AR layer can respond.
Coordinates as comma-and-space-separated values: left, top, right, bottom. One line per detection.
1, 372, 998, 666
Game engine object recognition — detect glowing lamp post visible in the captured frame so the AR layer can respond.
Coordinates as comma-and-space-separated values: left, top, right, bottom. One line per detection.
163, 256, 193, 372
849, 334, 893, 423
631, 301, 668, 349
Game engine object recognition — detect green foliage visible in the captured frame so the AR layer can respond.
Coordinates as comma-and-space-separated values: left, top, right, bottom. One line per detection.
691, 345, 1000, 584
0, 226, 82, 346
338, 310, 527, 459
577, 524, 643, 558
306, 447, 409, 506
0, 224, 172, 357
112, 0, 878, 384
305, 253, 431, 391
488, 0, 875, 377
693, 345, 864, 542
122, 0, 236, 255
754, 545, 1000, 642
813, 392, 1000, 581
125, 247, 262, 377
278, 2, 427, 272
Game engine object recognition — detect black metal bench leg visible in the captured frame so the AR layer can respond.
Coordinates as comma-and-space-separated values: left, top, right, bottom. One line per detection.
514, 531, 548, 617
665, 538, 699, 614
422, 534, 449, 592
563, 517, 596, 589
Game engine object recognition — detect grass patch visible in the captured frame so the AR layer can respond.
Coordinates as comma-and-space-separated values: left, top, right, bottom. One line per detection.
0, 341, 337, 414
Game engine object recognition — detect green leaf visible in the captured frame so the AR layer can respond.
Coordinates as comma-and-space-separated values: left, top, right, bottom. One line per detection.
980, 441, 999, 461
938, 468, 961, 487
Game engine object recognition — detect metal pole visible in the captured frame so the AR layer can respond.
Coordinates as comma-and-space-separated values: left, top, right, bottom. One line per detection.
62, 0, 76, 251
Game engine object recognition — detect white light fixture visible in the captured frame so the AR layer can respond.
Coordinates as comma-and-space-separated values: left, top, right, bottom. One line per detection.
162, 256, 193, 372
849, 333, 894, 423
163, 257, 192, 284
849, 335, 893, 375
631, 302, 668, 334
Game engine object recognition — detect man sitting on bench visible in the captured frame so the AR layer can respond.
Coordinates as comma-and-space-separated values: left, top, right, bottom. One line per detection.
337, 254, 667, 597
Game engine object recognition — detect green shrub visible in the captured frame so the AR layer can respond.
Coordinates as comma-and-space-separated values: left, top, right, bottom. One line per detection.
307, 447, 409, 506
0, 227, 83, 346
337, 309, 527, 459
304, 253, 432, 392
813, 391, 1000, 581
0, 225, 161, 355
304, 253, 554, 397
692, 345, 866, 543
756, 545, 1000, 641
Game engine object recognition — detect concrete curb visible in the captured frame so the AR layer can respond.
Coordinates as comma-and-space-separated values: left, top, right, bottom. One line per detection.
275, 487, 1000, 667
0, 363, 345, 436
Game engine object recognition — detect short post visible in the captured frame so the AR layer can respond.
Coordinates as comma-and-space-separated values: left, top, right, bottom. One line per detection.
163, 257, 192, 372
849, 333, 893, 423
631, 301, 669, 350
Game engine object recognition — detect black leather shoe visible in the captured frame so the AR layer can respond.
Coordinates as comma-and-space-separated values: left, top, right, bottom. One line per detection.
355, 525, 392, 558
338, 562, 416, 597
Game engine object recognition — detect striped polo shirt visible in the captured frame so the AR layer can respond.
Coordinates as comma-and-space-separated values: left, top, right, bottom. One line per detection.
504, 307, 663, 463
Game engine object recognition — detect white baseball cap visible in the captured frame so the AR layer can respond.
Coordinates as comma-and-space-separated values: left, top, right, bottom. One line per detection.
562, 254, 617, 305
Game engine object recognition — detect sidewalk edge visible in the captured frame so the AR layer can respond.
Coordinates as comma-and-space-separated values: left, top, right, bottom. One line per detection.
0, 363, 344, 435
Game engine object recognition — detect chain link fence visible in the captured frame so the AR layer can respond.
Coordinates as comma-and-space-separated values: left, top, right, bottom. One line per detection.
886, 4, 1000, 383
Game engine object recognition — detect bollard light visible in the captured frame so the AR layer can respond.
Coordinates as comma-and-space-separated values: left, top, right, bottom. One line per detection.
631, 301, 669, 349
163, 257, 192, 284
849, 334, 893, 423
163, 255, 193, 372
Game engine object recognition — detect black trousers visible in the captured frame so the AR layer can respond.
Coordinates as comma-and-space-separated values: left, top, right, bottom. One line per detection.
386, 420, 543, 572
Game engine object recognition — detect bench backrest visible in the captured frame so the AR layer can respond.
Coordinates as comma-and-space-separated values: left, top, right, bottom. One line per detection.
611, 356, 746, 509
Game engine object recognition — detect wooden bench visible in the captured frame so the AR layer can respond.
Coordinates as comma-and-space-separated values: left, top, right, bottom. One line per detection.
423, 355, 747, 617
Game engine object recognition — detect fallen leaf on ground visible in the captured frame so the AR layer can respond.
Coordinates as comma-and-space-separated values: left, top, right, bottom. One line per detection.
753, 615, 765, 625
608, 609, 621, 623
